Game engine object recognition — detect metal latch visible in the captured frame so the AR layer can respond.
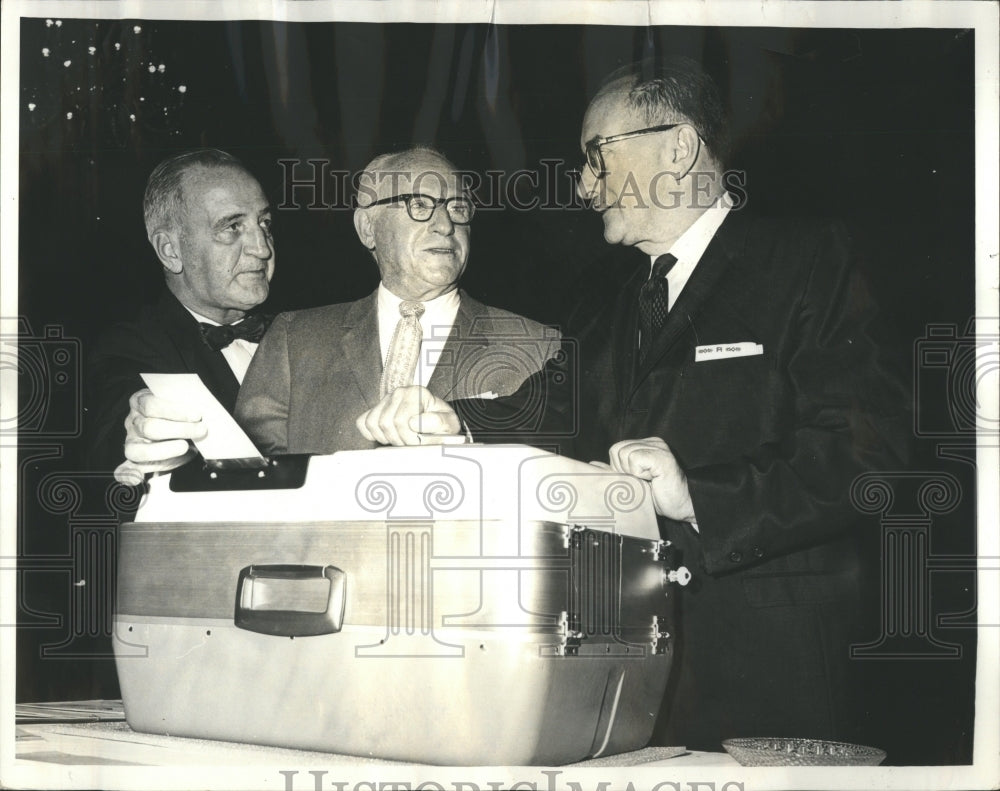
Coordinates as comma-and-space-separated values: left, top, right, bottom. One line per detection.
650, 615, 670, 654
562, 524, 587, 550
651, 539, 672, 561
557, 611, 584, 656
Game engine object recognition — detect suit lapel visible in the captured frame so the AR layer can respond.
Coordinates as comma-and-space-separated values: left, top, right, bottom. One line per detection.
156, 292, 241, 412
610, 266, 645, 398
429, 290, 489, 399
341, 292, 382, 409
632, 214, 748, 386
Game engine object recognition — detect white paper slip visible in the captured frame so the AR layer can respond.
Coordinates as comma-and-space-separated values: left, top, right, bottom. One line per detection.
140, 373, 264, 461
695, 342, 764, 361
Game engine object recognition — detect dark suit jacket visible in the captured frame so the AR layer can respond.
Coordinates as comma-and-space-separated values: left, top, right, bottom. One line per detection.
84, 290, 240, 473
235, 289, 560, 455
459, 212, 910, 748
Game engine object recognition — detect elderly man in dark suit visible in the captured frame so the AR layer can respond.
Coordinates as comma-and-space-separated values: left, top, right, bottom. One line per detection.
85, 149, 275, 484
235, 147, 559, 454
356, 59, 909, 750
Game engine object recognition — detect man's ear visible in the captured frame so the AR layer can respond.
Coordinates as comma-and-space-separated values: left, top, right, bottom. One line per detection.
353, 209, 376, 250
666, 124, 702, 180
151, 230, 183, 274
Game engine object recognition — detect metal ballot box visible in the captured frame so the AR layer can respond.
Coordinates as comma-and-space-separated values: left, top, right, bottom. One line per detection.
113, 444, 690, 765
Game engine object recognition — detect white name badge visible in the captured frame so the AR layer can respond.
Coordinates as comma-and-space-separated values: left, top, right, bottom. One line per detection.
695, 342, 764, 361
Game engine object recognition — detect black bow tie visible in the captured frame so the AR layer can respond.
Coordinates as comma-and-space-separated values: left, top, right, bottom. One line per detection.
198, 312, 273, 351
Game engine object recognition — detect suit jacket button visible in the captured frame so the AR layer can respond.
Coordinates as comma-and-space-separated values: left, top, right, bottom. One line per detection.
753, 547, 764, 558
729, 551, 743, 563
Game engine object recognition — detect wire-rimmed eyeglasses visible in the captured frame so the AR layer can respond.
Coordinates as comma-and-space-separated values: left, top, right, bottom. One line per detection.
584, 123, 682, 179
365, 193, 475, 225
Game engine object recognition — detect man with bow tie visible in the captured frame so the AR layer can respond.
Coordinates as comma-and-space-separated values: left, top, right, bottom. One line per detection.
84, 149, 275, 484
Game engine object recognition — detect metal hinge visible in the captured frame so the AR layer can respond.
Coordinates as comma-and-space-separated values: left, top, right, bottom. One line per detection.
562, 524, 587, 550
651, 539, 672, 561
650, 615, 671, 655
557, 611, 584, 656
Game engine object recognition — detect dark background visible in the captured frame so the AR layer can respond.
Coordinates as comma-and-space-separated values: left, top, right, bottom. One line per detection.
14, 19, 979, 765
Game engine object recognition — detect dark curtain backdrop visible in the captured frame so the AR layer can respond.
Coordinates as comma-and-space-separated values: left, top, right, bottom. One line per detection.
15, 19, 977, 765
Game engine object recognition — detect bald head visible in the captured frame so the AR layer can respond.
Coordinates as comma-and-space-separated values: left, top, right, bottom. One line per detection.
578, 59, 730, 254
356, 147, 462, 207
353, 147, 471, 302
592, 57, 729, 169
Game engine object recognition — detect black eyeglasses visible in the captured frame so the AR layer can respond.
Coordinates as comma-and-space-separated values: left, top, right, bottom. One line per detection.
366, 193, 475, 225
584, 123, 681, 179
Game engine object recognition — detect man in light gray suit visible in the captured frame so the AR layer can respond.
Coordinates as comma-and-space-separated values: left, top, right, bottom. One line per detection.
234, 147, 559, 454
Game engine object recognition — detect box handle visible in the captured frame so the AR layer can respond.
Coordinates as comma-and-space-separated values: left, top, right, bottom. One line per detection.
234, 564, 346, 637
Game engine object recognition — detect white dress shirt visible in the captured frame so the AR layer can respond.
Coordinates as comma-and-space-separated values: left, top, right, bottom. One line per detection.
647, 193, 734, 309
643, 194, 733, 533
185, 307, 258, 384
377, 284, 461, 388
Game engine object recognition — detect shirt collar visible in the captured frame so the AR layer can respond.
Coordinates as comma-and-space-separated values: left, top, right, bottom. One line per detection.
184, 306, 246, 327
650, 193, 734, 274
377, 282, 461, 325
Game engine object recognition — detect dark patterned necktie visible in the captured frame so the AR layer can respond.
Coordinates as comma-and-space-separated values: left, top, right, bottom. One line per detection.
379, 300, 426, 397
637, 253, 678, 364
198, 311, 272, 351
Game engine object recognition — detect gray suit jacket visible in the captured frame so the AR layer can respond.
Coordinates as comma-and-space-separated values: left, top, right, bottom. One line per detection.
235, 289, 560, 454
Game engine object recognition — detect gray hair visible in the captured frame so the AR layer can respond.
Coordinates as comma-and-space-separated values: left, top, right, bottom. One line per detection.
355, 146, 458, 208
596, 57, 729, 167
143, 149, 248, 238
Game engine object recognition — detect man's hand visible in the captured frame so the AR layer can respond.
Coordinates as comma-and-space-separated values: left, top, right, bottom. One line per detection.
356, 385, 462, 446
608, 437, 697, 523
114, 388, 206, 485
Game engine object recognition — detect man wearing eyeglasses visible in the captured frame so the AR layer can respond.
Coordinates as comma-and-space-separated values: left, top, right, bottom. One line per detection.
356, 60, 909, 750
234, 146, 559, 454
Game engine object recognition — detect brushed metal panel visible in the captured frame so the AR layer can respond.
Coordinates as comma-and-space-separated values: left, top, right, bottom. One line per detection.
114, 617, 671, 765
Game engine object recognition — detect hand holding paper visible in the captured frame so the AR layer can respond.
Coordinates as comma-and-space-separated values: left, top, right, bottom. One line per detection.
116, 387, 205, 484
114, 374, 264, 485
